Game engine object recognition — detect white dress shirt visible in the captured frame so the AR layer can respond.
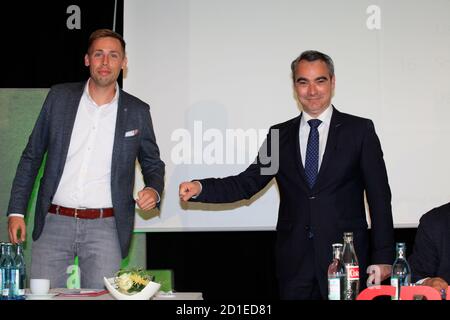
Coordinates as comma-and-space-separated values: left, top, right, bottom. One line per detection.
299, 105, 333, 169
51, 79, 118, 208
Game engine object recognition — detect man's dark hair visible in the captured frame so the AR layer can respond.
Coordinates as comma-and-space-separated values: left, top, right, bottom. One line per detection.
87, 29, 126, 55
291, 50, 334, 81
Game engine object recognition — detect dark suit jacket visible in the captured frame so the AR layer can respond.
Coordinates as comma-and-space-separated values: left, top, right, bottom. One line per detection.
409, 203, 450, 283
7, 82, 165, 258
193, 106, 394, 297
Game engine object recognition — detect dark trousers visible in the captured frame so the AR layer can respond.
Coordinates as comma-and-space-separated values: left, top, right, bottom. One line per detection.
278, 239, 324, 300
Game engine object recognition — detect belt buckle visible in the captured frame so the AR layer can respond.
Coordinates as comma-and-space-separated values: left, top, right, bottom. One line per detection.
75, 207, 86, 219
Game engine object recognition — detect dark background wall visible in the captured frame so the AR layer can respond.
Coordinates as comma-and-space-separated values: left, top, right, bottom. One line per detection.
1, 1, 123, 88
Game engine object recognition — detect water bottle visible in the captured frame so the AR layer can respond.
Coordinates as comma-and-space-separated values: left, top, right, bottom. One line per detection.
0, 243, 5, 299
390, 242, 411, 300
327, 243, 345, 300
0, 243, 16, 300
13, 243, 26, 300
342, 232, 360, 300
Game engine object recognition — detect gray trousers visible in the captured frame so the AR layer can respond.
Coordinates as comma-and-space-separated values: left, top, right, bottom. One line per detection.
31, 213, 122, 289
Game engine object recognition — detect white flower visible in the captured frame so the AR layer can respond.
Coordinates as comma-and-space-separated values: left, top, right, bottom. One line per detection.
116, 273, 133, 291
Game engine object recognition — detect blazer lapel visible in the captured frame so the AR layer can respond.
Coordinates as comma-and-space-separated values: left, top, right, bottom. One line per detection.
58, 83, 84, 177
291, 114, 311, 193
314, 106, 342, 189
111, 89, 128, 181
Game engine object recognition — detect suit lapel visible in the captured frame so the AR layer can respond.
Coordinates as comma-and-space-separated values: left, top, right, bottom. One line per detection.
58, 83, 84, 177
291, 114, 310, 192
111, 89, 128, 181
314, 106, 342, 189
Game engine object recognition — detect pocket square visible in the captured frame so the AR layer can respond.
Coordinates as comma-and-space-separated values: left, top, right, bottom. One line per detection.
125, 129, 139, 137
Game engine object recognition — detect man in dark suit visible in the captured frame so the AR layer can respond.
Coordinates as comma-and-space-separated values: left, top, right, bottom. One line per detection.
409, 203, 450, 296
179, 50, 394, 299
7, 29, 165, 289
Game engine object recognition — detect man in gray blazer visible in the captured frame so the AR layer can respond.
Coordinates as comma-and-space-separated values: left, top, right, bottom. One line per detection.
7, 29, 165, 289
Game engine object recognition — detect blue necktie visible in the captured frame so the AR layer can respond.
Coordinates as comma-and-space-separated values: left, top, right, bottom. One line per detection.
305, 119, 322, 188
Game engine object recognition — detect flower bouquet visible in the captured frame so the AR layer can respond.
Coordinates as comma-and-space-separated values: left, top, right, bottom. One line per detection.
104, 268, 161, 300
115, 268, 154, 294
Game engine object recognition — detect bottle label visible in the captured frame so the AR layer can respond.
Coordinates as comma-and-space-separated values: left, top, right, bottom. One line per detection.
10, 269, 19, 296
346, 265, 360, 280
1, 269, 8, 296
391, 277, 399, 300
328, 278, 341, 300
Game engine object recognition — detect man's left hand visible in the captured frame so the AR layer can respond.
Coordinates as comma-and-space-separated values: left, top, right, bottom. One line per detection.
136, 188, 158, 211
366, 264, 392, 286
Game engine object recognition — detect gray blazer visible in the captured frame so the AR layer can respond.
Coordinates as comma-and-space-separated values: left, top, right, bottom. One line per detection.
7, 82, 165, 257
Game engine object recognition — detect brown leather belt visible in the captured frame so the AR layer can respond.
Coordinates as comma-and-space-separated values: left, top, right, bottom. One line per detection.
48, 204, 114, 219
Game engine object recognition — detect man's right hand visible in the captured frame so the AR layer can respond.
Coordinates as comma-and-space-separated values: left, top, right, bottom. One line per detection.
179, 181, 202, 201
8, 216, 26, 244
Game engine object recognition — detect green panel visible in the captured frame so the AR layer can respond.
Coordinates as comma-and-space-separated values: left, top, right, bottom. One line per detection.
148, 269, 174, 292
67, 256, 81, 289
0, 89, 147, 287
0, 89, 48, 285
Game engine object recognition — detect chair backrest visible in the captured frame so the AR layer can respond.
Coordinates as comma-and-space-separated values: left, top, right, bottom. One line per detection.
148, 269, 174, 292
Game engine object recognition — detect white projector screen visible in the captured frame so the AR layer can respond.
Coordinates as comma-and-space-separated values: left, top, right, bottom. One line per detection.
124, 0, 450, 231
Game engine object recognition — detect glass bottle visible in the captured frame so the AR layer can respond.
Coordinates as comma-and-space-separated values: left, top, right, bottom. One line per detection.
327, 243, 345, 300
342, 232, 360, 300
13, 243, 26, 300
0, 243, 5, 300
391, 242, 411, 300
0, 243, 16, 300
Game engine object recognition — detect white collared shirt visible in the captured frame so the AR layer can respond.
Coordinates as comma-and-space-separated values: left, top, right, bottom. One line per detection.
299, 105, 333, 169
52, 79, 119, 208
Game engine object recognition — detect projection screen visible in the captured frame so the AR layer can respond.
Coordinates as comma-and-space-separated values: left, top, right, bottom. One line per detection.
124, 0, 450, 231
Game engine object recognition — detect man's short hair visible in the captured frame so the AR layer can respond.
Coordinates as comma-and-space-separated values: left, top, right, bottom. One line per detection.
87, 29, 126, 55
291, 50, 334, 81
